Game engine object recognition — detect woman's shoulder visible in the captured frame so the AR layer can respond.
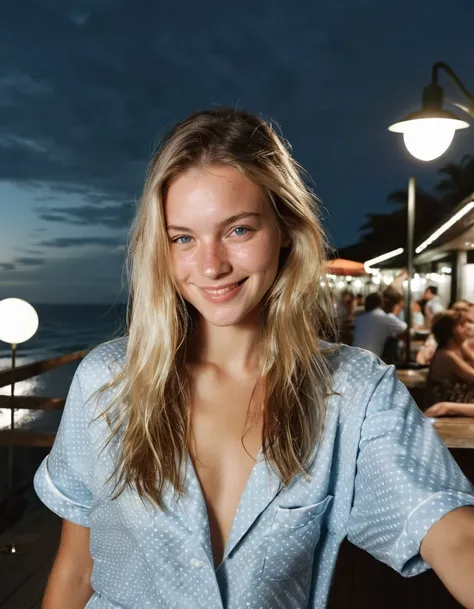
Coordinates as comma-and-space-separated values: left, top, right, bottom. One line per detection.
320, 341, 387, 386
76, 336, 128, 392
431, 347, 457, 371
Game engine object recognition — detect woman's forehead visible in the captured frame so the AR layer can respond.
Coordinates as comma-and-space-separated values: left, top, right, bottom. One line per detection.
165, 166, 272, 224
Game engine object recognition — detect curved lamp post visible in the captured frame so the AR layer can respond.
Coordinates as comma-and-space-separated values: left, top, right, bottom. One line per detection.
389, 62, 473, 161
388, 62, 474, 363
0, 298, 38, 550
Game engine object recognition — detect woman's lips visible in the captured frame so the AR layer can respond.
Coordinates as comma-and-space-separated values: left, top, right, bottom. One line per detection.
198, 278, 247, 303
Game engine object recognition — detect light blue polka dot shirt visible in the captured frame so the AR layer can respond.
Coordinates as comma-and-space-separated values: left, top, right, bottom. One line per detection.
34, 338, 474, 608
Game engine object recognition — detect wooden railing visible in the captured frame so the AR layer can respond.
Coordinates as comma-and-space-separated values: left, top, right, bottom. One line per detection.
0, 349, 89, 389
0, 349, 89, 448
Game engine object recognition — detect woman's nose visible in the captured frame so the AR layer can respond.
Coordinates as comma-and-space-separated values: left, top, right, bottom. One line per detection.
197, 242, 231, 278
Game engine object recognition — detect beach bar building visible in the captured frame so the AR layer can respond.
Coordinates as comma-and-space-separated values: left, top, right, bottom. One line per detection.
414, 190, 474, 304
363, 190, 474, 307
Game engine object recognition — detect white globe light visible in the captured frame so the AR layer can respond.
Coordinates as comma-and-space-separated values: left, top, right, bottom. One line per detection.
402, 118, 457, 161
0, 298, 39, 344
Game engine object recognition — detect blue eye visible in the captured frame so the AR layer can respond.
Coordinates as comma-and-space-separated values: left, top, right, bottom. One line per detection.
173, 235, 192, 244
233, 226, 249, 237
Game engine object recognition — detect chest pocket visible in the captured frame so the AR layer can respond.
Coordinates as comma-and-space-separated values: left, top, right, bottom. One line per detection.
262, 495, 333, 581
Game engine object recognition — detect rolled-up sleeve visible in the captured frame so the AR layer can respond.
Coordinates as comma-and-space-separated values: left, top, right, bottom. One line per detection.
34, 365, 94, 527
347, 364, 474, 577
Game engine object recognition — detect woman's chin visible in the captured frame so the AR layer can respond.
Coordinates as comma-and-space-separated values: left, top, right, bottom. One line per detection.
193, 302, 260, 328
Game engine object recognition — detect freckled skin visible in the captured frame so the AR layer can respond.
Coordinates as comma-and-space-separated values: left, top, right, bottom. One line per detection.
165, 165, 285, 327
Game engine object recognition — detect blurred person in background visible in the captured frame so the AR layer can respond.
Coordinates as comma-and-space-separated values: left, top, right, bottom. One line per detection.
452, 299, 470, 313
336, 289, 354, 343
353, 293, 365, 317
424, 305, 474, 417
412, 299, 427, 330
426, 311, 474, 410
381, 287, 407, 364
353, 291, 407, 359
417, 301, 472, 366
423, 285, 445, 328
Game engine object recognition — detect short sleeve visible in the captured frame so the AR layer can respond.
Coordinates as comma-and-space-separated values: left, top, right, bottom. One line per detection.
387, 313, 408, 335
347, 364, 474, 577
34, 365, 94, 527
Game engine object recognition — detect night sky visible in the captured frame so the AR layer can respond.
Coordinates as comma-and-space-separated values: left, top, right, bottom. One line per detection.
1, 0, 474, 303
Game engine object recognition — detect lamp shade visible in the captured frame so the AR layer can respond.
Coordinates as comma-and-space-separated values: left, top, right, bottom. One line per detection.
0, 298, 39, 344
389, 109, 469, 161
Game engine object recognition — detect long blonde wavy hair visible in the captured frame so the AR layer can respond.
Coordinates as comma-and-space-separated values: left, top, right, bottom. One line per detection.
101, 107, 336, 507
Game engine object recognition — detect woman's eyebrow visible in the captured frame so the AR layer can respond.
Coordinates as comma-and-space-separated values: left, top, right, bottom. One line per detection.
167, 211, 262, 232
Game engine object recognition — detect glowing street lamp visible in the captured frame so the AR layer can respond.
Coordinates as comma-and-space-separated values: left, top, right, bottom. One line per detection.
0, 298, 39, 346
389, 62, 473, 161
0, 298, 39, 548
388, 63, 473, 364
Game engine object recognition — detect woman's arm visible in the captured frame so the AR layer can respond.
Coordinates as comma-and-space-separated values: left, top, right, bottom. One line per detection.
424, 402, 474, 417
417, 343, 436, 365
461, 341, 474, 366
42, 520, 93, 609
421, 506, 474, 609
446, 351, 474, 383
416, 333, 437, 365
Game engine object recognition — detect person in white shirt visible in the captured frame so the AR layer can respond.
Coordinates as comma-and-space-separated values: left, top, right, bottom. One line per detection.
423, 285, 445, 328
353, 292, 407, 358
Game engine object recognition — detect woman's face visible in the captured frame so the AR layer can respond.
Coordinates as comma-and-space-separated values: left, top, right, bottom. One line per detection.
462, 311, 474, 339
453, 318, 472, 343
165, 165, 286, 327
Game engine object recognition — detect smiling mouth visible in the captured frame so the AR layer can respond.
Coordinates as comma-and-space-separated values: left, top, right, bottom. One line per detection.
200, 278, 247, 295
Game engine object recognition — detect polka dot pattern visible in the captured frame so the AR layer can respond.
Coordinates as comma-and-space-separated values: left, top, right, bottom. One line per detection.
33, 338, 474, 608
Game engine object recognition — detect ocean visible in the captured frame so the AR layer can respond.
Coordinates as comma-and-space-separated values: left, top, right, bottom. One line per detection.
0, 304, 127, 500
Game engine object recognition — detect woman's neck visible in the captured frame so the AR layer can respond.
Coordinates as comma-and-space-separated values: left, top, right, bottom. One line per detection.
189, 317, 263, 376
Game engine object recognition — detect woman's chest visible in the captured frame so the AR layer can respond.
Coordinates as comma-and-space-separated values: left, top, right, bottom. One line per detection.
188, 372, 264, 565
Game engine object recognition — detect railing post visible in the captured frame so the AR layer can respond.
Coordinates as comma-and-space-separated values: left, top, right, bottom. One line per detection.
7, 343, 16, 500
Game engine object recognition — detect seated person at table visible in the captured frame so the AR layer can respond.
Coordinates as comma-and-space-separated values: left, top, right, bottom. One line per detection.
381, 288, 407, 364
417, 302, 473, 366
427, 310, 474, 408
353, 291, 407, 359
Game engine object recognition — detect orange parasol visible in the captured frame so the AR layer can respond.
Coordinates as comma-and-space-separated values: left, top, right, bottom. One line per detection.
325, 258, 366, 276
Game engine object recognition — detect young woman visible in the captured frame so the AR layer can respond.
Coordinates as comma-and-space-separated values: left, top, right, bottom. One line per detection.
425, 310, 474, 419
34, 108, 474, 609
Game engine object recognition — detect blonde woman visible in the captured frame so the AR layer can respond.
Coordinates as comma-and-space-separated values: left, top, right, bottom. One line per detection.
34, 109, 474, 609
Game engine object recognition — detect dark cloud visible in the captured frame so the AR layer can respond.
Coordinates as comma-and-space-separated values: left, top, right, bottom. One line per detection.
37, 236, 126, 248
0, 0, 473, 247
20, 248, 44, 254
14, 256, 45, 266
0, 263, 15, 271
35, 202, 134, 228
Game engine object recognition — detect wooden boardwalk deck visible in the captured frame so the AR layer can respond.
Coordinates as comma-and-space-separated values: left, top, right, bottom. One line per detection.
0, 507, 60, 609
